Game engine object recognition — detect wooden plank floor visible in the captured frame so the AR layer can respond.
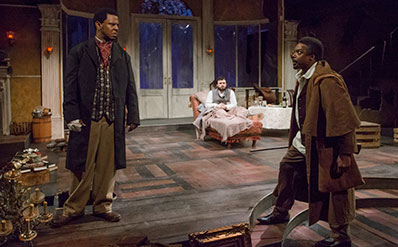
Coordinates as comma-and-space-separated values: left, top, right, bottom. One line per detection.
4, 127, 398, 246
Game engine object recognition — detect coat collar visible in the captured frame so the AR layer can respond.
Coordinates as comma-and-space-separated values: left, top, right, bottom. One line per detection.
110, 41, 122, 66
310, 61, 333, 83
86, 38, 98, 67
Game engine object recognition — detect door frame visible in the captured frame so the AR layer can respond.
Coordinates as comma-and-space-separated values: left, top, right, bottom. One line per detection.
131, 14, 202, 119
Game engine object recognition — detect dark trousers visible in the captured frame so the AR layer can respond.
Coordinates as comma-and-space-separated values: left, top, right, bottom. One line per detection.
273, 145, 307, 216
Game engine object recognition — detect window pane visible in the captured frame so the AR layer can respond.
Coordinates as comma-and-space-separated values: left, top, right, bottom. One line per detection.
214, 25, 236, 87
140, 0, 193, 16
88, 19, 95, 38
172, 23, 193, 88
260, 23, 278, 87
237, 25, 259, 87
139, 22, 163, 89
67, 16, 89, 52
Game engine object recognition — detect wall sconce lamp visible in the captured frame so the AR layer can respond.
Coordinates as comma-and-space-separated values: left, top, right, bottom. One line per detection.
206, 46, 213, 55
45, 46, 53, 56
6, 31, 15, 46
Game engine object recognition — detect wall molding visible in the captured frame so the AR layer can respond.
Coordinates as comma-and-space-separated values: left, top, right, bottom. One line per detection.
0, 4, 37, 9
60, 0, 93, 18
11, 75, 42, 78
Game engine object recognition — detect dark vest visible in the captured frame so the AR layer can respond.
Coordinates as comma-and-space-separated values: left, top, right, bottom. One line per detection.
296, 82, 308, 130
212, 88, 231, 104
92, 46, 115, 123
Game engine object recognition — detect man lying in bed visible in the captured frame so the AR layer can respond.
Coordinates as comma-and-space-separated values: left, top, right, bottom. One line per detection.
193, 76, 253, 142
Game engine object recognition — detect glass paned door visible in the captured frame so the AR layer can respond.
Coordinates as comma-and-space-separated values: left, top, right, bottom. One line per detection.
134, 17, 197, 119
135, 19, 168, 119
171, 23, 193, 89
139, 22, 163, 89
168, 21, 196, 118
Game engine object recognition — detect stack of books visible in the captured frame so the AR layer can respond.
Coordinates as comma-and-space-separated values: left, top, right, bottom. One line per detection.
11, 148, 57, 174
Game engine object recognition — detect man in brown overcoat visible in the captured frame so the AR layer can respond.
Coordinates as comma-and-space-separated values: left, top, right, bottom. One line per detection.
257, 37, 362, 247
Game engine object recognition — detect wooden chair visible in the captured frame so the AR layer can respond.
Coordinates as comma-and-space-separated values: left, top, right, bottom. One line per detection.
252, 84, 277, 104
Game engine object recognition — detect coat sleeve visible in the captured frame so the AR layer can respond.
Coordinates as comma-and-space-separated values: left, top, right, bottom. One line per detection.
323, 132, 357, 154
63, 46, 82, 123
319, 77, 360, 154
125, 54, 140, 125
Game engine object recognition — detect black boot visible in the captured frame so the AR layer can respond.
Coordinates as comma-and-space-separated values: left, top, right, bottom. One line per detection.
314, 238, 352, 247
257, 213, 289, 225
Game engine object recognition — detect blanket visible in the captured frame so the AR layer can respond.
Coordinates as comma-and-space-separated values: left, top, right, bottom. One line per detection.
193, 106, 253, 142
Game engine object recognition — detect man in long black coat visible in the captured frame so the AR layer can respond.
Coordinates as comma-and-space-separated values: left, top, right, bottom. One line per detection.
52, 8, 140, 227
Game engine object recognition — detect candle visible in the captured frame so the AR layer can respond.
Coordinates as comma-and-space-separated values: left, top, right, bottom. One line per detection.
29, 204, 34, 216
43, 201, 48, 214
1, 220, 5, 232
26, 218, 31, 233
35, 188, 40, 200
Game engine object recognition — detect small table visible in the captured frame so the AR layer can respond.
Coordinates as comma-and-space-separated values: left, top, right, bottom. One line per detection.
249, 106, 292, 129
245, 87, 281, 108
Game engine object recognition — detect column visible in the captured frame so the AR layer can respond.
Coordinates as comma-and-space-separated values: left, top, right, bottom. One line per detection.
282, 20, 298, 91
116, 0, 130, 50
38, 4, 64, 139
277, 0, 284, 96
0, 59, 12, 135
201, 0, 214, 91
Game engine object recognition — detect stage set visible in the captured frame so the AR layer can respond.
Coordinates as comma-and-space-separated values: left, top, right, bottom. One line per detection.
1, 0, 398, 246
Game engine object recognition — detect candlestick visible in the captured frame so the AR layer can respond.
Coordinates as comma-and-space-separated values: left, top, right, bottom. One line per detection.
38, 201, 53, 223
19, 218, 37, 241
4, 168, 21, 180
43, 201, 48, 214
22, 203, 38, 220
30, 188, 44, 204
0, 220, 13, 237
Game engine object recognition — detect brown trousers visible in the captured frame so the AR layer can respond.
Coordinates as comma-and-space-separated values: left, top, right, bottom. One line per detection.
274, 145, 352, 240
63, 117, 116, 216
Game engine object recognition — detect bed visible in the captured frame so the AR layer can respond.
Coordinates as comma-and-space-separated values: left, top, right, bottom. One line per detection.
189, 91, 263, 148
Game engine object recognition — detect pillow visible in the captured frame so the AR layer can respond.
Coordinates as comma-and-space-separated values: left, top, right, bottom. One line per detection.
194, 90, 210, 104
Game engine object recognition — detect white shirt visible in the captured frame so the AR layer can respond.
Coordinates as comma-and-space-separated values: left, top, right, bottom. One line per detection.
205, 89, 237, 111
292, 62, 317, 155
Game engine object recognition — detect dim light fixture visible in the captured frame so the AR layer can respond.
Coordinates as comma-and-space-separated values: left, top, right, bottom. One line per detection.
206, 46, 213, 55
46, 47, 53, 54
6, 31, 15, 46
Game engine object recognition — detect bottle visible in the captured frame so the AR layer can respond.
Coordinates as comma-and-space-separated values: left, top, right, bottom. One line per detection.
282, 92, 287, 108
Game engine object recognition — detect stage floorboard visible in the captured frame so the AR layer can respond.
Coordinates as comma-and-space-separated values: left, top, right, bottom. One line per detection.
5, 127, 398, 246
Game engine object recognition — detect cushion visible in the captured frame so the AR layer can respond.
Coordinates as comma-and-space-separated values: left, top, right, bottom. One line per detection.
194, 90, 210, 104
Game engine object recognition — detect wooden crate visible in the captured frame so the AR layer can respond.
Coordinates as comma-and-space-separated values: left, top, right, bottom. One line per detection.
356, 121, 381, 148
10, 121, 31, 135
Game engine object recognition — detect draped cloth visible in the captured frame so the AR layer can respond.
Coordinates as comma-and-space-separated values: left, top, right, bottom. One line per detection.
193, 107, 253, 142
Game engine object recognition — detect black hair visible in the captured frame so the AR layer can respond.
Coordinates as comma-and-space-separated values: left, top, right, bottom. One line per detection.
93, 8, 118, 25
298, 36, 324, 61
212, 76, 227, 88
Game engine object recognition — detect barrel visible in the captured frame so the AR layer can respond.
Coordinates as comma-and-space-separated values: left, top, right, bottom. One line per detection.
32, 116, 52, 143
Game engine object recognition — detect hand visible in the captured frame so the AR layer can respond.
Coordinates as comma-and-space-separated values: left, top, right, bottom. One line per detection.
127, 123, 137, 132
67, 119, 85, 132
337, 154, 352, 173
216, 103, 226, 110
